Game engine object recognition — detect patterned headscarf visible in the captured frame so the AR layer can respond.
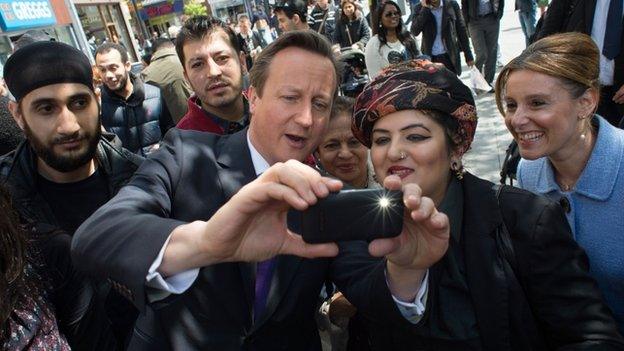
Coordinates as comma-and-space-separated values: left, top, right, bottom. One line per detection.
353, 60, 478, 156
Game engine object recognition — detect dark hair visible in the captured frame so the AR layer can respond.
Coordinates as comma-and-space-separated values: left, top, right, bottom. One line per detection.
340, 0, 359, 22
95, 42, 129, 63
274, 0, 308, 24
422, 110, 462, 154
152, 37, 174, 52
238, 14, 250, 22
0, 186, 27, 339
376, 1, 416, 51
249, 30, 341, 98
331, 96, 354, 121
175, 15, 241, 67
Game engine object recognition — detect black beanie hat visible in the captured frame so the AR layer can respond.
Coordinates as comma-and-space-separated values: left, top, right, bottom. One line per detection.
4, 41, 93, 101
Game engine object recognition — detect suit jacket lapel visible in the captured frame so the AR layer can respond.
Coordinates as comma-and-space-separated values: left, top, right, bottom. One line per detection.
461, 174, 510, 350
215, 128, 258, 319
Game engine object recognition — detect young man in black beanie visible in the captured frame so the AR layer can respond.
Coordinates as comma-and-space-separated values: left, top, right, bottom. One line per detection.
0, 41, 143, 350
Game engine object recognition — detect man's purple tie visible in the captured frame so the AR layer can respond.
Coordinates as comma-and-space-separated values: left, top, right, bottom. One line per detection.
253, 258, 276, 321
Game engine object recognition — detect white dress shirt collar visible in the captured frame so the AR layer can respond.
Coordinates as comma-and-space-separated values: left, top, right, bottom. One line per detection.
247, 131, 271, 176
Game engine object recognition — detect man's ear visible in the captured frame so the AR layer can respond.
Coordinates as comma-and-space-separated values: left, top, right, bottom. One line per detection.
124, 60, 132, 72
8, 100, 25, 131
293, 14, 301, 25
248, 85, 259, 115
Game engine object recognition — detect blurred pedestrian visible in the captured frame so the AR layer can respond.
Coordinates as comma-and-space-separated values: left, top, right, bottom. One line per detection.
142, 38, 193, 123
410, 0, 474, 75
333, 0, 371, 52
310, 0, 338, 42
515, 0, 537, 46
461, 0, 504, 86
275, 0, 311, 31
365, 1, 420, 77
536, 0, 624, 127
96, 42, 174, 155
237, 14, 267, 70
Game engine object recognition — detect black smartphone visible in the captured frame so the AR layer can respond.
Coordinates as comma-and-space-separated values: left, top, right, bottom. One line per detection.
296, 188, 405, 243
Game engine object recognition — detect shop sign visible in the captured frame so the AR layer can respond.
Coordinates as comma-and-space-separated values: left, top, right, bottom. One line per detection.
208, 0, 244, 9
139, 0, 181, 19
0, 0, 57, 31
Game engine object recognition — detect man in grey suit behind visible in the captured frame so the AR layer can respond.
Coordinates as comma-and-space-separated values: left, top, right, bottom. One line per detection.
72, 30, 450, 350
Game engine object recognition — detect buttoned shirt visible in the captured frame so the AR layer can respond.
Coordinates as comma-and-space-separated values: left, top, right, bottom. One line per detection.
591, 0, 624, 86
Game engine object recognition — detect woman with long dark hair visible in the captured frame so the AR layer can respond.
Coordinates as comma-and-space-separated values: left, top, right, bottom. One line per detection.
332, 0, 371, 51
0, 185, 69, 350
364, 0, 420, 78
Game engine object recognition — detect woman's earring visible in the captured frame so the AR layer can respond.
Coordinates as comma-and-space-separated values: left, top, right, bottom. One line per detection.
451, 161, 464, 180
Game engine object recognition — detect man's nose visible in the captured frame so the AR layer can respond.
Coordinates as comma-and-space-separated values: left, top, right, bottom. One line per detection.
56, 107, 81, 135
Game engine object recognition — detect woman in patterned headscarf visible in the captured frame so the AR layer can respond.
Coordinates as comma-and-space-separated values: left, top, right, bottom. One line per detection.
351, 59, 624, 350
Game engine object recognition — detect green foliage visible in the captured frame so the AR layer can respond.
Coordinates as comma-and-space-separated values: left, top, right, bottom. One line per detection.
184, 2, 207, 16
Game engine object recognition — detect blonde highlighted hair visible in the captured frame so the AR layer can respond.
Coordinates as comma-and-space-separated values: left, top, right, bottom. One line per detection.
495, 32, 601, 116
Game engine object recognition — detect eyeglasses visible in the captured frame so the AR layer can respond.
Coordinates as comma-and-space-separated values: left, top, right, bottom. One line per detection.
384, 11, 400, 17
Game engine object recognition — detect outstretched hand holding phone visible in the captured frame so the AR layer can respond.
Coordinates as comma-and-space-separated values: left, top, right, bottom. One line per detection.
159, 162, 450, 301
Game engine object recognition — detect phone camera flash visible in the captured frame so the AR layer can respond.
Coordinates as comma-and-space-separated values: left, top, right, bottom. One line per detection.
379, 197, 390, 208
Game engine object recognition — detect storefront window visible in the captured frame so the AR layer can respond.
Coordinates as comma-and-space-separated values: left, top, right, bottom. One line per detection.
77, 4, 137, 61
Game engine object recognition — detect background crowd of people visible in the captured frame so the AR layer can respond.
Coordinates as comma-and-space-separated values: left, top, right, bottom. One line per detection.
0, 0, 623, 349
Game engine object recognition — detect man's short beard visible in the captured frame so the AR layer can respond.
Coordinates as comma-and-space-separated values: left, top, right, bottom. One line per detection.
23, 118, 101, 173
111, 72, 130, 94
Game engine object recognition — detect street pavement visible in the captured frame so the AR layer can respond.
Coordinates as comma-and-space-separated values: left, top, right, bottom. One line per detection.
455, 2, 530, 183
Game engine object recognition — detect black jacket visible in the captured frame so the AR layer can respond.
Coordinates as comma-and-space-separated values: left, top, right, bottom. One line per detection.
333, 15, 371, 49
411, 0, 474, 75
536, 0, 624, 89
361, 173, 624, 350
0, 133, 143, 350
460, 0, 504, 23
72, 128, 407, 350
101, 74, 174, 156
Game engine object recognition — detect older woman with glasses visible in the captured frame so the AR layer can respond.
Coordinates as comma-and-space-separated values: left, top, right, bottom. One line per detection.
350, 59, 624, 350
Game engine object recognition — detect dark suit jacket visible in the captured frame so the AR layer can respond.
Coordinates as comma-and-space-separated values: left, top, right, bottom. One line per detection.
72, 128, 407, 350
361, 174, 624, 350
410, 0, 474, 75
536, 0, 624, 89
461, 0, 504, 23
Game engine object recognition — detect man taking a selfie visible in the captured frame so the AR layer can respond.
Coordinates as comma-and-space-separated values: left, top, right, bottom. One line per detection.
72, 30, 450, 350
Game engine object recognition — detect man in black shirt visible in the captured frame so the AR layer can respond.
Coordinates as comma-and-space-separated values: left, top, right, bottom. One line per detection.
0, 41, 142, 350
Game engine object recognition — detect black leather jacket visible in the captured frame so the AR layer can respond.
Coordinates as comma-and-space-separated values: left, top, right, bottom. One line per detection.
0, 133, 143, 350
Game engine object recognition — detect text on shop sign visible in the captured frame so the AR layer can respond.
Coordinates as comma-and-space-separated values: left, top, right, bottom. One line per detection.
0, 0, 56, 31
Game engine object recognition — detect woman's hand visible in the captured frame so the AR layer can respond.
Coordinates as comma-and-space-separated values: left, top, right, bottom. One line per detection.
367, 175, 450, 300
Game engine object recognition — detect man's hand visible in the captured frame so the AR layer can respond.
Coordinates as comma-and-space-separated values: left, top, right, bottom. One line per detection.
159, 160, 342, 276
367, 175, 450, 301
613, 84, 624, 104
